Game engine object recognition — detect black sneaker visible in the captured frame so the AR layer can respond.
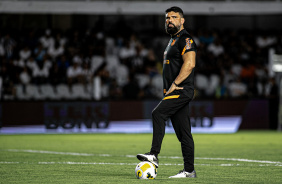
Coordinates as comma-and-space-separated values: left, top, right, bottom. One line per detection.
136, 152, 159, 168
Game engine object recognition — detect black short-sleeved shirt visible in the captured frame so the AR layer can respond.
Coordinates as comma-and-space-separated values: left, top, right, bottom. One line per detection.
163, 29, 197, 97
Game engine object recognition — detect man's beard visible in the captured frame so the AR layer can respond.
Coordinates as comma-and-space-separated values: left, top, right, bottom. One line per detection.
166, 23, 181, 35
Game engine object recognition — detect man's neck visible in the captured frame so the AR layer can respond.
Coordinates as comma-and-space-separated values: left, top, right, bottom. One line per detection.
171, 27, 184, 37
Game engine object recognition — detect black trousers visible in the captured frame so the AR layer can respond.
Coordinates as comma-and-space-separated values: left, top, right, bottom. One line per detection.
150, 89, 194, 172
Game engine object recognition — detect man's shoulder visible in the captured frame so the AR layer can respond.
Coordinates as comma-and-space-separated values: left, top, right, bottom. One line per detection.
179, 31, 193, 41
177, 30, 197, 52
177, 31, 194, 45
179, 29, 193, 38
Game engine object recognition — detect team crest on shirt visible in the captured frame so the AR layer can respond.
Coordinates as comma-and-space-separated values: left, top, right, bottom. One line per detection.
185, 38, 193, 50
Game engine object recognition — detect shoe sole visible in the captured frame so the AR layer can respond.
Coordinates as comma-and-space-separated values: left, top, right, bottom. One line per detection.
169, 175, 197, 178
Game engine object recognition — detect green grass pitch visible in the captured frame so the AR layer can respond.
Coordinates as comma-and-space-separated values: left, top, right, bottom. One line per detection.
0, 131, 282, 183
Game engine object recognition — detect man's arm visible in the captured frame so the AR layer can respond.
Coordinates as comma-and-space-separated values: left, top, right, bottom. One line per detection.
165, 51, 196, 95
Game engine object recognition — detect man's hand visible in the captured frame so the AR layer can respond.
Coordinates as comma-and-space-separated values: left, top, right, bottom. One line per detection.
165, 83, 183, 96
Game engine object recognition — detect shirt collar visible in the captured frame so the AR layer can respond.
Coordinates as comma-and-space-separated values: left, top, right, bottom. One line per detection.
171, 29, 186, 38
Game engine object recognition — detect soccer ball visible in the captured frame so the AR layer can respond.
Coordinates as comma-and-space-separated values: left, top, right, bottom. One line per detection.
135, 161, 157, 179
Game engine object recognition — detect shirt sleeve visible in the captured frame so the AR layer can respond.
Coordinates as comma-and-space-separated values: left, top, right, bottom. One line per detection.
178, 36, 197, 56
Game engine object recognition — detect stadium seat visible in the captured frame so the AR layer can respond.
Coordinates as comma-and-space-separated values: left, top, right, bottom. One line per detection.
26, 84, 43, 100
86, 84, 93, 98
15, 84, 27, 100
40, 84, 58, 100
56, 84, 72, 99
71, 84, 91, 100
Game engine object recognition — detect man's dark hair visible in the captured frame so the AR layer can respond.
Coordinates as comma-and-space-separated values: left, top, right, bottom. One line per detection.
165, 6, 184, 17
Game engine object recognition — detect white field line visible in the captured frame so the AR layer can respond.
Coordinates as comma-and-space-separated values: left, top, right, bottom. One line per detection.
195, 157, 282, 164
2, 149, 282, 165
0, 161, 282, 167
3, 149, 108, 156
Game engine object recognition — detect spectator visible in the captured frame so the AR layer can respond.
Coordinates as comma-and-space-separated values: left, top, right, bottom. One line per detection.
228, 77, 247, 97
72, 55, 83, 66
143, 49, 160, 77
207, 39, 224, 57
119, 40, 136, 66
129, 33, 140, 49
1, 63, 16, 99
19, 46, 31, 61
81, 62, 93, 84
0, 32, 5, 57
94, 62, 111, 99
68, 30, 82, 54
3, 33, 16, 59
215, 77, 228, 98
49, 63, 61, 85
39, 29, 54, 49
256, 61, 268, 76
256, 32, 277, 49
1, 26, 280, 101
50, 56, 68, 85
56, 55, 70, 83
67, 61, 83, 85
199, 29, 214, 45
19, 66, 31, 85
240, 62, 256, 84
32, 60, 51, 84
34, 43, 46, 62
105, 36, 117, 56
268, 77, 278, 98
109, 78, 123, 100
48, 41, 64, 60
131, 45, 144, 73
122, 74, 142, 100
247, 78, 258, 98
55, 32, 67, 47
231, 61, 242, 77
26, 57, 37, 74
13, 57, 25, 69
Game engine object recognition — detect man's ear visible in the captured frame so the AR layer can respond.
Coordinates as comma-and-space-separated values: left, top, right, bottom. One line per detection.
181, 17, 185, 25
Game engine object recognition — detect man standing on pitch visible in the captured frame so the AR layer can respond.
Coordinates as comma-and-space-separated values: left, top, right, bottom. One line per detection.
137, 6, 197, 178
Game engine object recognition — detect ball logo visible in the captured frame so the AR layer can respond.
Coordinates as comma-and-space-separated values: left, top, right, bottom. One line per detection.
147, 173, 154, 179
135, 161, 157, 179
137, 170, 142, 178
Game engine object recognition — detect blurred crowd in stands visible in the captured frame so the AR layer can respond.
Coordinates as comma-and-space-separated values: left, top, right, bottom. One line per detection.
0, 27, 281, 100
